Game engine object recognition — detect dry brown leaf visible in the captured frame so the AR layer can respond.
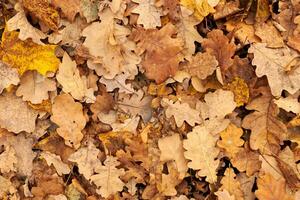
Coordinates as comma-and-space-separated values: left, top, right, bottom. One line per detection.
220, 167, 244, 200
51, 93, 86, 149
255, 173, 293, 200
0, 92, 38, 133
23, 0, 60, 31
254, 21, 284, 48
242, 93, 287, 154
249, 43, 300, 97
99, 73, 135, 94
202, 29, 236, 75
0, 176, 18, 199
231, 143, 262, 176
16, 71, 56, 104
90, 156, 125, 198
132, 0, 163, 29
0, 62, 20, 94
158, 162, 180, 196
57, 53, 95, 102
215, 189, 235, 200
183, 126, 219, 183
214, 0, 241, 20
184, 52, 218, 80
68, 142, 102, 179
90, 89, 114, 119
133, 23, 184, 83
40, 151, 71, 176
225, 20, 259, 44
162, 98, 202, 127
0, 133, 37, 176
50, 0, 80, 21
7, 3, 46, 44
158, 134, 188, 179
0, 145, 17, 173
217, 123, 244, 158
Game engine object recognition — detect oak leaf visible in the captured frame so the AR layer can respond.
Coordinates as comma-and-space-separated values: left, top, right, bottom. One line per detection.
224, 77, 249, 107
198, 89, 236, 134
57, 53, 94, 102
158, 134, 188, 179
118, 90, 153, 121
184, 52, 218, 80
180, 0, 218, 21
217, 123, 244, 158
133, 23, 184, 83
132, 0, 163, 29
99, 73, 135, 94
40, 152, 71, 176
0, 133, 37, 176
51, 94, 86, 149
162, 98, 202, 127
6, 3, 47, 44
68, 142, 102, 179
0, 176, 18, 199
220, 168, 244, 200
254, 21, 284, 48
23, 0, 60, 31
90, 156, 125, 198
255, 173, 293, 200
0, 145, 17, 173
51, 0, 80, 21
202, 29, 236, 75
249, 43, 300, 96
0, 92, 38, 133
215, 189, 235, 200
183, 125, 219, 183
242, 94, 287, 154
0, 29, 59, 76
0, 62, 20, 94
178, 7, 203, 58
16, 71, 56, 104
231, 144, 262, 177
274, 93, 300, 114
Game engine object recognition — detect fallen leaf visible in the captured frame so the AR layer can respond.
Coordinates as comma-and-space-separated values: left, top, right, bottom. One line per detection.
16, 71, 56, 104
40, 151, 71, 176
23, 0, 60, 31
99, 73, 135, 94
162, 98, 202, 127
0, 62, 20, 94
56, 52, 94, 102
6, 3, 46, 44
217, 123, 244, 158
215, 189, 235, 200
183, 125, 219, 183
180, 0, 217, 21
202, 29, 236, 75
249, 43, 300, 97
50, 0, 80, 21
132, 0, 162, 29
224, 77, 249, 107
51, 94, 86, 149
0, 29, 59, 76
133, 23, 184, 83
184, 52, 218, 80
255, 173, 293, 200
220, 167, 244, 200
68, 142, 101, 179
274, 93, 300, 114
80, 0, 100, 23
0, 145, 17, 173
158, 134, 188, 179
0, 92, 38, 133
254, 21, 284, 48
90, 156, 125, 198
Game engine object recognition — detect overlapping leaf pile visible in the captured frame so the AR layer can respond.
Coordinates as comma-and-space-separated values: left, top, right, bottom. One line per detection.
0, 0, 299, 199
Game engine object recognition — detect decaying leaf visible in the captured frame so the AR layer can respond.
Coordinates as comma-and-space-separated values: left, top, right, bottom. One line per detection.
51, 94, 86, 148
183, 125, 219, 183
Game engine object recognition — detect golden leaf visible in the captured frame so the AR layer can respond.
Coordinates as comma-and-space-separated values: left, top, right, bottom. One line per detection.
224, 77, 249, 107
217, 123, 244, 158
0, 29, 59, 76
180, 0, 216, 21
220, 167, 244, 200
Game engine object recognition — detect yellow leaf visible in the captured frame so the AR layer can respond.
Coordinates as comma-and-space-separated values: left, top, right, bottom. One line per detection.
0, 28, 59, 76
217, 123, 244, 158
180, 0, 216, 21
28, 99, 52, 113
225, 77, 249, 107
